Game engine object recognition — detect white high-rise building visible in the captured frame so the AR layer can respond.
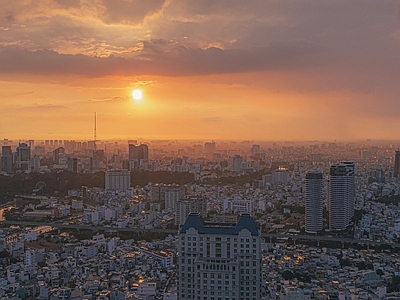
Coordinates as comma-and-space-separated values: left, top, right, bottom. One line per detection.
105, 169, 130, 191
305, 171, 324, 233
175, 195, 206, 225
178, 213, 262, 300
328, 162, 355, 231
272, 167, 290, 185
164, 185, 186, 210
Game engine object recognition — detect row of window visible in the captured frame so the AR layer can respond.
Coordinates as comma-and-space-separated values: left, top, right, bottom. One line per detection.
182, 236, 258, 244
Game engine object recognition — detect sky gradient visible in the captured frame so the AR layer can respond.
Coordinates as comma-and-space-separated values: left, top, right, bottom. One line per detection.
1, 0, 400, 141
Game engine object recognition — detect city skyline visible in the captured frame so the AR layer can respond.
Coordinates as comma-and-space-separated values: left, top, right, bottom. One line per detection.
1, 1, 400, 141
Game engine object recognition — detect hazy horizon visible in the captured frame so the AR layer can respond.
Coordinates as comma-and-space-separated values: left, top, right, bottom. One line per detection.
1, 1, 400, 141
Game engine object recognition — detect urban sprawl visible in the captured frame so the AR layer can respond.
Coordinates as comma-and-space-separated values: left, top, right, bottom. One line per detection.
0, 139, 400, 300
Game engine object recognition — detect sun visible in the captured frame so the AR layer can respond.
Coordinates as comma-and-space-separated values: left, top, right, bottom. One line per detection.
132, 89, 143, 101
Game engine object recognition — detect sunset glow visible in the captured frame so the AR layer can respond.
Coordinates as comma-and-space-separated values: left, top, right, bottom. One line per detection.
0, 0, 399, 141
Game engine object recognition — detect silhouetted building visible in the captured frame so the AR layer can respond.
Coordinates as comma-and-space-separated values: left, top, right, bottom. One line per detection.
128, 144, 148, 170
53, 147, 65, 164
395, 151, 400, 178
129, 144, 148, 160
32, 155, 41, 172
1, 146, 13, 173
68, 157, 78, 173
16, 143, 31, 172
305, 171, 324, 233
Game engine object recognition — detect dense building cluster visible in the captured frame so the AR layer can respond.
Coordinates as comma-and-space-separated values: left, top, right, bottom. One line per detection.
1, 139, 400, 299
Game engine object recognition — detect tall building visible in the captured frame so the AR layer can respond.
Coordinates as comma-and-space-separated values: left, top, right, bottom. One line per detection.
328, 162, 355, 231
175, 195, 206, 225
68, 157, 78, 173
272, 167, 290, 185
394, 151, 400, 178
305, 171, 324, 233
32, 155, 41, 172
129, 144, 148, 160
232, 155, 243, 172
128, 144, 149, 170
53, 147, 65, 164
1, 146, 13, 173
178, 213, 262, 300
16, 143, 31, 172
105, 170, 130, 191
164, 185, 186, 210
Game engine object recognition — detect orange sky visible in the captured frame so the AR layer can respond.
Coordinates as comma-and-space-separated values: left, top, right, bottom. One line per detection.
1, 0, 400, 141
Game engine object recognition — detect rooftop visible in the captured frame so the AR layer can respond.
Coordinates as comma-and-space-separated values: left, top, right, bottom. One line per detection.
179, 213, 260, 236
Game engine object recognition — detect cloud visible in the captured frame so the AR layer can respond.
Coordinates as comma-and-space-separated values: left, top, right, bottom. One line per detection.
0, 39, 326, 77
99, 0, 167, 24
89, 96, 124, 102
55, 0, 81, 8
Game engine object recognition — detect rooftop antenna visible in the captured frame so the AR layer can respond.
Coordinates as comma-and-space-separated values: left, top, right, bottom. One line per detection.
94, 112, 97, 151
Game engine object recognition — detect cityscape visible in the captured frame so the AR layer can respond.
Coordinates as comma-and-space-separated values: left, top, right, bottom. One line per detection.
1, 139, 400, 300
1, 1, 400, 300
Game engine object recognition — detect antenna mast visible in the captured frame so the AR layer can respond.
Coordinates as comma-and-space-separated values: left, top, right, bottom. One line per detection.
94, 112, 97, 150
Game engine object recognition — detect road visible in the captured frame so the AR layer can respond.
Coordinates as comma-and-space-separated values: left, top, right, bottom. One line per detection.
2, 220, 399, 248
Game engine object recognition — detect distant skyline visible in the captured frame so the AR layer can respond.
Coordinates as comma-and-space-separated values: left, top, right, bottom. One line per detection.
1, 1, 400, 141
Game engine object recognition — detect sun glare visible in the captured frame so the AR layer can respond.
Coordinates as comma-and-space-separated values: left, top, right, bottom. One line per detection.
132, 89, 143, 101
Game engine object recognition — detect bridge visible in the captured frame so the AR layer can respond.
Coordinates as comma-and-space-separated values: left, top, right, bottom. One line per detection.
2, 220, 399, 249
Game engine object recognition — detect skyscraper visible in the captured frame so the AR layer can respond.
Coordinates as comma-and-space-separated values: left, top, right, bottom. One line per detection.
328, 162, 355, 231
305, 171, 324, 233
175, 195, 206, 225
1, 146, 13, 173
178, 213, 262, 300
232, 154, 243, 172
394, 151, 400, 178
128, 144, 149, 170
16, 143, 31, 172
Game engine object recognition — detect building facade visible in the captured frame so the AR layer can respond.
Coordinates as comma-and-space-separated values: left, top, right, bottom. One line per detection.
128, 144, 149, 170
175, 196, 206, 226
223, 199, 254, 215
328, 162, 355, 231
395, 151, 400, 178
178, 213, 262, 300
1, 145, 13, 173
105, 170, 130, 191
305, 171, 324, 233
232, 155, 243, 173
272, 167, 290, 185
16, 143, 31, 172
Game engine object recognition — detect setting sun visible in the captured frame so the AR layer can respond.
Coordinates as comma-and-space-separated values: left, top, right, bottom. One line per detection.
132, 89, 143, 101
